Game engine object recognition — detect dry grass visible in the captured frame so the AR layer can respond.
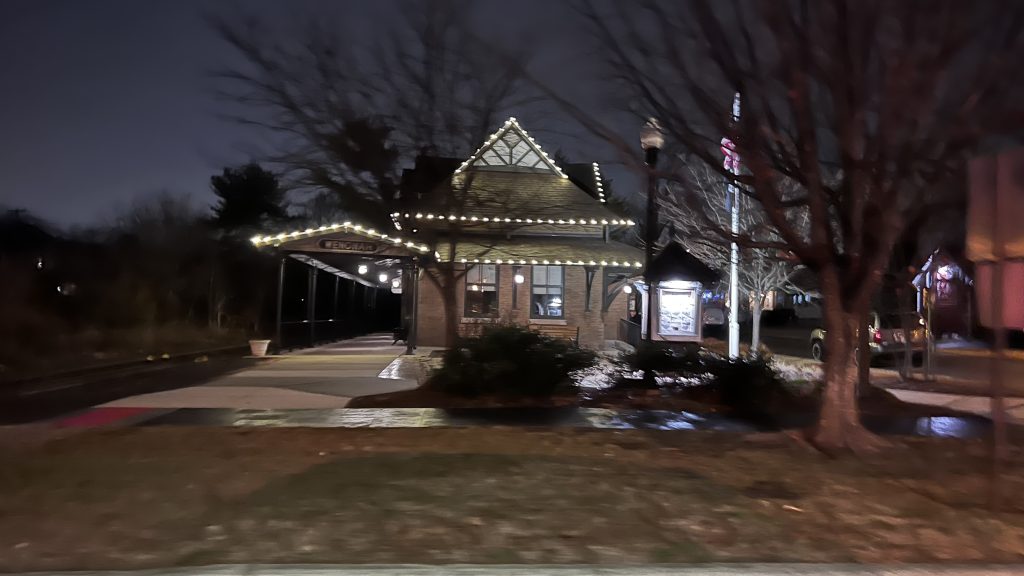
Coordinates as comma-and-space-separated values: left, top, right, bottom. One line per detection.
1, 427, 1023, 571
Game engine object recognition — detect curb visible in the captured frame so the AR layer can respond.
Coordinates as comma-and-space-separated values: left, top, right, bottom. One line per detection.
937, 347, 1024, 360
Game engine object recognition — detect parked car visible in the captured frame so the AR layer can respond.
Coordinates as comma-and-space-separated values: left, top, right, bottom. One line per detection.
793, 300, 822, 322
702, 306, 725, 327
809, 312, 926, 363
702, 305, 750, 327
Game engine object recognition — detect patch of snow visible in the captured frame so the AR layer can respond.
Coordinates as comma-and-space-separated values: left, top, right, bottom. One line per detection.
571, 359, 621, 389
774, 360, 822, 383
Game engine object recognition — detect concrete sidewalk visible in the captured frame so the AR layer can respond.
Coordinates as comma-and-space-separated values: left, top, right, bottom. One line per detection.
101, 334, 417, 410
886, 388, 1024, 422
7, 563, 1021, 575
773, 354, 1024, 422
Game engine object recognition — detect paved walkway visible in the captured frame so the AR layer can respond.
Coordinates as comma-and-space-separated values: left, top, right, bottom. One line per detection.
100, 334, 415, 411
774, 354, 1024, 423
886, 389, 1024, 422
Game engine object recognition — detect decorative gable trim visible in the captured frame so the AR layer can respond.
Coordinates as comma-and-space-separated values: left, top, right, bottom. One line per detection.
454, 117, 568, 178
592, 162, 607, 203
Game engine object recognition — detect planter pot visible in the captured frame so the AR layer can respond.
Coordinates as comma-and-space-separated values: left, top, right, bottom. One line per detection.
248, 339, 271, 357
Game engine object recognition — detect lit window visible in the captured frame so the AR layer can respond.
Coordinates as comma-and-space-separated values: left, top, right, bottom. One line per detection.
464, 264, 498, 317
531, 265, 564, 318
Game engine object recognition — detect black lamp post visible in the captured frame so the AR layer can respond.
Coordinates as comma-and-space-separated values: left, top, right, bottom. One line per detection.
640, 118, 664, 342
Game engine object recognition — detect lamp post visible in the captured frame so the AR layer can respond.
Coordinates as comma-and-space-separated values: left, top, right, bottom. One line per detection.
722, 93, 742, 358
640, 118, 664, 342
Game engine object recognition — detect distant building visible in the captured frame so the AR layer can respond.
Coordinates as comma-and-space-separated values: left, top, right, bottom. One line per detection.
913, 249, 974, 337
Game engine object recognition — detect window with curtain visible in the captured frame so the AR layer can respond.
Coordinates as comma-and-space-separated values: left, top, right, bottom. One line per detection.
464, 264, 498, 317
530, 265, 564, 318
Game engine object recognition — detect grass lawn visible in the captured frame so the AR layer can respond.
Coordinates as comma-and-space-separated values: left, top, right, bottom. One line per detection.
2, 427, 1024, 571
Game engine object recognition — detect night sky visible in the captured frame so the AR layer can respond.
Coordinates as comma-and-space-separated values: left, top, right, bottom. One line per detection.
0, 1, 617, 227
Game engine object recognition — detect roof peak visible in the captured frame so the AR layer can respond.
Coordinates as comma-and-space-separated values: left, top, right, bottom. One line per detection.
454, 117, 568, 179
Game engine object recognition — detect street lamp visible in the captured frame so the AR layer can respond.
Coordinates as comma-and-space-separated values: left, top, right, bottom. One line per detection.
723, 93, 742, 358
640, 118, 664, 342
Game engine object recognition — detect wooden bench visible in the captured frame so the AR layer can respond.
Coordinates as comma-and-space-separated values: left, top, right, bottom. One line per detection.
529, 324, 580, 346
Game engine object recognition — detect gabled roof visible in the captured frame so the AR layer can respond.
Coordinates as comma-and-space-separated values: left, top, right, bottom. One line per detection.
400, 117, 627, 228
250, 221, 430, 254
455, 117, 567, 177
411, 171, 631, 223
563, 162, 608, 203
646, 241, 719, 284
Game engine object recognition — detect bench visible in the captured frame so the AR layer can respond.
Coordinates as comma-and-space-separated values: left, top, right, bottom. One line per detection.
529, 324, 580, 347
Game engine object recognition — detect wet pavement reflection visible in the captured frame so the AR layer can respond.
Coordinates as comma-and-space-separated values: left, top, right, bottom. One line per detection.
133, 406, 998, 439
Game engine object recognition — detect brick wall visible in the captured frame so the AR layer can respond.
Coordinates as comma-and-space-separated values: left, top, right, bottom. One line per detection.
415, 269, 448, 347
603, 284, 631, 341
415, 263, 631, 349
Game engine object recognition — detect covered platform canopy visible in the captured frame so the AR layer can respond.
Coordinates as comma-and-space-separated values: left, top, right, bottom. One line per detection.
251, 220, 433, 354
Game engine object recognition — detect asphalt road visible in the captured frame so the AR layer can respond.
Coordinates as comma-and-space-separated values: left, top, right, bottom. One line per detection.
0, 355, 258, 424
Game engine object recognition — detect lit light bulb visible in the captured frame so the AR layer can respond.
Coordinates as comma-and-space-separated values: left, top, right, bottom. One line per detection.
357, 264, 368, 275
378, 273, 389, 283
514, 274, 525, 285
623, 285, 633, 294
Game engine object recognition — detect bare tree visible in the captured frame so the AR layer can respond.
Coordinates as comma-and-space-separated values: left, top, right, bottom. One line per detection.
553, 0, 1024, 452
212, 0, 536, 347
661, 164, 805, 350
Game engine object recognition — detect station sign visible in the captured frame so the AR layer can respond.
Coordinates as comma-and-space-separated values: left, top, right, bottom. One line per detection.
318, 239, 378, 253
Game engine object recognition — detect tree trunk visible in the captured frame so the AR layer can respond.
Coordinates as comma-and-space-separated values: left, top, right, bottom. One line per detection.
751, 295, 763, 353
441, 272, 459, 348
813, 274, 887, 453
989, 259, 1008, 511
857, 308, 871, 397
208, 267, 216, 329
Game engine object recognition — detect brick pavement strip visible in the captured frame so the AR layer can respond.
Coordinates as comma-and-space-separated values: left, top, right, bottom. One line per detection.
9, 565, 1024, 575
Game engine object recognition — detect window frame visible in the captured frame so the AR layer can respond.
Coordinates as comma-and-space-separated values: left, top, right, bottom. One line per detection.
529, 265, 565, 319
463, 264, 500, 318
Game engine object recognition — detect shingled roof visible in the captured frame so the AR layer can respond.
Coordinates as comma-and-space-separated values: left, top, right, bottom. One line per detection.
413, 171, 628, 222
436, 235, 643, 268
646, 241, 719, 284
402, 117, 629, 228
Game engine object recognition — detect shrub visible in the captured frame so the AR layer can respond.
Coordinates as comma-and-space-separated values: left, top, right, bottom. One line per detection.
616, 342, 703, 389
625, 342, 703, 374
619, 342, 789, 421
428, 325, 597, 397
704, 355, 787, 418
